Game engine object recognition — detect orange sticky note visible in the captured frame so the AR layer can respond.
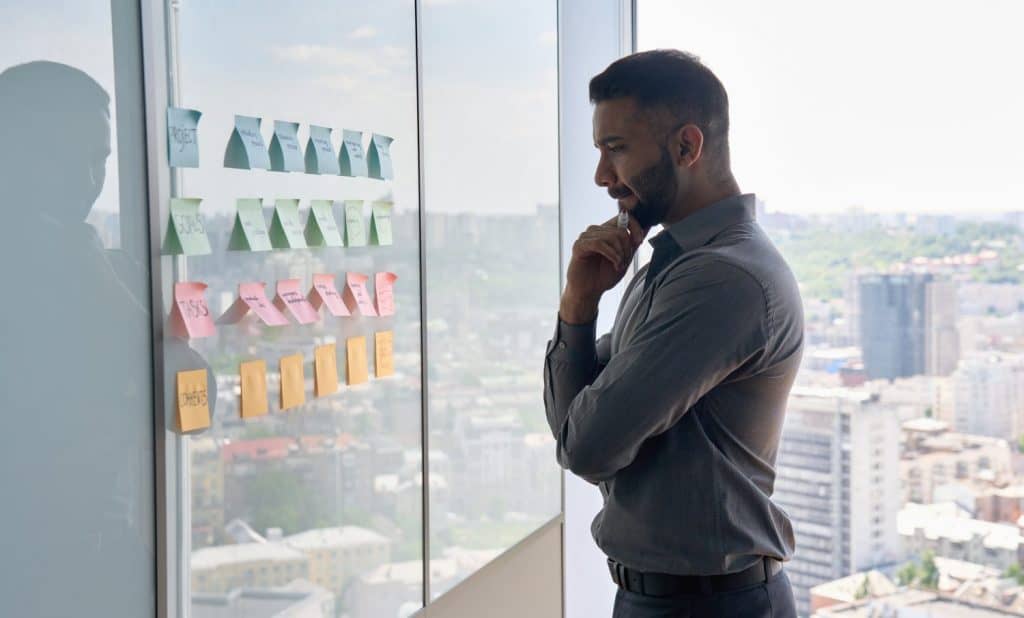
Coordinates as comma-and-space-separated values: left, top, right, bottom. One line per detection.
176, 369, 211, 431
346, 336, 369, 385
314, 344, 339, 396
280, 353, 306, 410
375, 272, 397, 317
344, 272, 378, 317
274, 279, 320, 325
308, 273, 350, 317
375, 331, 394, 378
239, 360, 268, 418
170, 281, 216, 339
218, 282, 290, 327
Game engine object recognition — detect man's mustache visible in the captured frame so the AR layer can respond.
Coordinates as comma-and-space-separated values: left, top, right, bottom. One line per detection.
608, 186, 633, 200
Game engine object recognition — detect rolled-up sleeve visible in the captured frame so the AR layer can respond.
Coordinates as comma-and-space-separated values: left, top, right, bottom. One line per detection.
544, 259, 769, 484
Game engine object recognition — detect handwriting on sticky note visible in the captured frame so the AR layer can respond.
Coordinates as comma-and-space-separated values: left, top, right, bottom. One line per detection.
270, 199, 308, 249
340, 129, 368, 177
344, 201, 367, 247
177, 368, 211, 431
344, 272, 377, 316
228, 199, 272, 252
375, 331, 395, 378
170, 281, 216, 339
367, 133, 394, 180
240, 360, 268, 418
369, 201, 393, 246
305, 125, 340, 175
167, 107, 201, 168
269, 120, 304, 172
305, 200, 344, 247
224, 115, 270, 170
309, 273, 351, 317
163, 198, 212, 255
375, 272, 397, 316
347, 336, 369, 385
279, 353, 306, 410
274, 279, 320, 324
314, 344, 339, 397
218, 282, 289, 326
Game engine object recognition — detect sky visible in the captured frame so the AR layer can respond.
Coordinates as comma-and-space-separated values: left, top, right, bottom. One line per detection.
639, 0, 1024, 215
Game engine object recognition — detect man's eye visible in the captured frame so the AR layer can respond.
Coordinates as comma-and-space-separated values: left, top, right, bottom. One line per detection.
609, 145, 624, 153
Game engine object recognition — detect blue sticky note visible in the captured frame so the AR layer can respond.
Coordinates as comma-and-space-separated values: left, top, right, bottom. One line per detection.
339, 129, 368, 177
304, 125, 340, 175
269, 121, 304, 173
367, 133, 394, 180
224, 115, 270, 170
167, 107, 201, 168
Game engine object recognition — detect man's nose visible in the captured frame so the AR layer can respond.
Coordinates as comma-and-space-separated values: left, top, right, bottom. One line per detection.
594, 153, 617, 188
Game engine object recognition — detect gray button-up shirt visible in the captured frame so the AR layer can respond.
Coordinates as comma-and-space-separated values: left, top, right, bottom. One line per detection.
544, 193, 803, 576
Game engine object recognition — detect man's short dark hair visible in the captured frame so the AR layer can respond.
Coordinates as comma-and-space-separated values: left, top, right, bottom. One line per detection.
590, 50, 731, 176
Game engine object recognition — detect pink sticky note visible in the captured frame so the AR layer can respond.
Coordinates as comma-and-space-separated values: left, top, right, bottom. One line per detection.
344, 272, 378, 317
273, 279, 320, 325
170, 281, 216, 339
375, 272, 397, 316
218, 282, 290, 326
308, 273, 351, 317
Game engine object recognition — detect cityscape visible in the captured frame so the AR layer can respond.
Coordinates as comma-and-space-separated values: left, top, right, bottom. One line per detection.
89, 197, 1024, 617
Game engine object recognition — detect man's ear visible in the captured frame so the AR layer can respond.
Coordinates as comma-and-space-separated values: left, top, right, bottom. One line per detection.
677, 124, 704, 167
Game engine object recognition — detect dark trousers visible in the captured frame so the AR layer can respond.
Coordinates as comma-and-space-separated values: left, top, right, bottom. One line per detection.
612, 568, 797, 618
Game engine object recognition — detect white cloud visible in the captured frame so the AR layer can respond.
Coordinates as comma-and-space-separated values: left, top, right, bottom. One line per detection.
349, 25, 377, 40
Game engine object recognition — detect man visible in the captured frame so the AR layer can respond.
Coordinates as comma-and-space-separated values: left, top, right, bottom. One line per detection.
544, 50, 803, 617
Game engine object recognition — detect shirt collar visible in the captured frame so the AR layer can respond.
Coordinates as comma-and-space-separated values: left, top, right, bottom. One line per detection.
649, 193, 757, 254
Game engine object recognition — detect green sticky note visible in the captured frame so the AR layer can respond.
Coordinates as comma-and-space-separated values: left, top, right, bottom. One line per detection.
269, 120, 304, 173
339, 129, 368, 177
224, 115, 270, 170
167, 107, 201, 168
162, 198, 212, 255
344, 200, 367, 247
304, 125, 340, 175
369, 201, 393, 246
367, 133, 394, 180
305, 200, 344, 247
228, 199, 273, 251
269, 199, 308, 249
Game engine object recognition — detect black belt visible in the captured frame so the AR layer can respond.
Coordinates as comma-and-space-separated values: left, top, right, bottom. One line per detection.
607, 557, 783, 597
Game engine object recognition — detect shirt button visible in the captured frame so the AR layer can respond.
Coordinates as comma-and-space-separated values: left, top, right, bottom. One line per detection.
558, 341, 567, 349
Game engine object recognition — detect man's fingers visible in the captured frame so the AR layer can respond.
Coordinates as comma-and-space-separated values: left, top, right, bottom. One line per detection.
575, 237, 628, 269
626, 214, 650, 248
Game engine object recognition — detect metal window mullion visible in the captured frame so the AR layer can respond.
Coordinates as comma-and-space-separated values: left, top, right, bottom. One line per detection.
413, 0, 432, 608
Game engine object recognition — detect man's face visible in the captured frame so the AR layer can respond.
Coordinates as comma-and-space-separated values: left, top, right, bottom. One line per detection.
593, 97, 679, 229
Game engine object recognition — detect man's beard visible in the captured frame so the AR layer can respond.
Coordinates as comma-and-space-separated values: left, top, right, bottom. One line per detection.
626, 147, 678, 229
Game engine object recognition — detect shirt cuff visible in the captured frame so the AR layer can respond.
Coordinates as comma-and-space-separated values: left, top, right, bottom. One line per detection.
547, 317, 597, 364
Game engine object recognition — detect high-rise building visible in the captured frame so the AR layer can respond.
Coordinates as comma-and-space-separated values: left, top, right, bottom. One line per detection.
858, 273, 959, 380
951, 353, 1024, 439
774, 387, 903, 616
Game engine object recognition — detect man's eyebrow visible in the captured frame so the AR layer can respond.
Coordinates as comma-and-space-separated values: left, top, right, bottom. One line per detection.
595, 135, 625, 148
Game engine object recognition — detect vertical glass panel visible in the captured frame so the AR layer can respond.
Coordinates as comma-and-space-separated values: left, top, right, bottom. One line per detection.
167, 2, 422, 616
420, 0, 562, 596
640, 2, 1024, 616
0, 2, 155, 616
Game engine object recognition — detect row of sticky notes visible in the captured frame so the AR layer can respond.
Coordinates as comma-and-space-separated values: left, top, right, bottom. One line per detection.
169, 273, 396, 339
163, 198, 392, 256
166, 108, 394, 179
176, 331, 395, 431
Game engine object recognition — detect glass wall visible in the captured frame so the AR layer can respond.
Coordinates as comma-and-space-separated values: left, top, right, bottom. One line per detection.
165, 2, 423, 617
161, 0, 562, 616
419, 0, 563, 598
0, 1, 155, 616
640, 1, 1024, 616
